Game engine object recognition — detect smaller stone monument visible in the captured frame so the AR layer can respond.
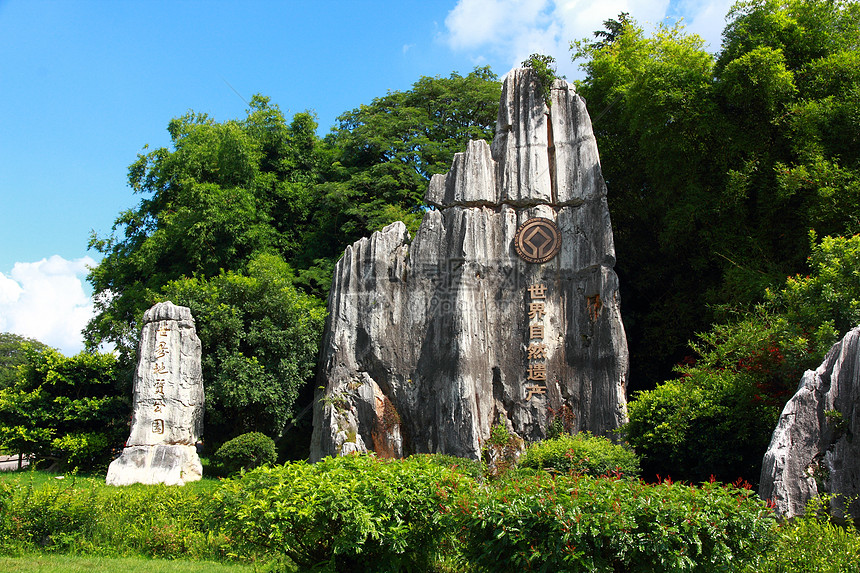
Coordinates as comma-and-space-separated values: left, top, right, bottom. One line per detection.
106, 301, 204, 486
760, 326, 860, 519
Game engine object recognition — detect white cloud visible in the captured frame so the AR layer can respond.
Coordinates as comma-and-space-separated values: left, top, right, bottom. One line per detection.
684, 0, 735, 52
0, 255, 97, 356
444, 0, 736, 79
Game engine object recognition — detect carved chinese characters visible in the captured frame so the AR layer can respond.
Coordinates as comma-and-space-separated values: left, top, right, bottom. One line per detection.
151, 326, 169, 431
526, 283, 548, 400
106, 301, 204, 486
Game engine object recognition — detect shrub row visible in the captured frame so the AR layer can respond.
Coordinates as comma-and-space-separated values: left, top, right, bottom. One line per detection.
211, 453, 777, 572
5, 453, 858, 572
0, 474, 228, 560
451, 474, 775, 572
518, 432, 640, 478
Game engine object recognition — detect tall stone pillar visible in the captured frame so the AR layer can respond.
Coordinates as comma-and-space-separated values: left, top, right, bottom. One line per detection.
311, 69, 628, 461
106, 301, 204, 486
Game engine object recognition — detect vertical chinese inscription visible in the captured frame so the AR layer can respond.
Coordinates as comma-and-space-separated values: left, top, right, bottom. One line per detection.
525, 283, 548, 401
152, 325, 170, 423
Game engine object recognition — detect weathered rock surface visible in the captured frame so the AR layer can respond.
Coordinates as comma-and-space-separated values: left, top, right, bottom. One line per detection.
106, 301, 204, 486
760, 326, 860, 519
310, 69, 628, 461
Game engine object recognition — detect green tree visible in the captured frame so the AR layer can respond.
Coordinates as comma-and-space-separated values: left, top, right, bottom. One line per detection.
162, 253, 325, 447
627, 233, 860, 484
0, 348, 126, 471
86, 96, 325, 361
573, 17, 728, 387
0, 333, 51, 390
572, 0, 860, 389
308, 67, 501, 255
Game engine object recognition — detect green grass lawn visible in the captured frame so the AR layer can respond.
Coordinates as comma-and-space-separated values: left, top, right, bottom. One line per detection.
0, 555, 257, 573
0, 466, 223, 491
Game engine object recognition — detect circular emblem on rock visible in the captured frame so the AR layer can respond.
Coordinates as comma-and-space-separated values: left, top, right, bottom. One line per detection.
514, 217, 562, 263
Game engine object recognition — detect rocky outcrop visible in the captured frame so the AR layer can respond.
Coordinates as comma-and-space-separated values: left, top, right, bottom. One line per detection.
106, 301, 204, 486
760, 327, 860, 519
310, 69, 628, 461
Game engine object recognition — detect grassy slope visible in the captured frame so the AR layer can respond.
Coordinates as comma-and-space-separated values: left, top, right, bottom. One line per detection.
0, 555, 255, 573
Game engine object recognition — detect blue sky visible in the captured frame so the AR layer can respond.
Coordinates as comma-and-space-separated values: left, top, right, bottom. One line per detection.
0, 0, 733, 354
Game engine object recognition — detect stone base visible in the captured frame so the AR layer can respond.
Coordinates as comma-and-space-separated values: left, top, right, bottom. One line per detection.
106, 444, 202, 486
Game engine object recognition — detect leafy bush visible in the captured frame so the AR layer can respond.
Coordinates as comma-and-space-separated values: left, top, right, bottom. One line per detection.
0, 475, 96, 550
627, 233, 860, 484
452, 473, 777, 572
211, 432, 276, 476
746, 514, 860, 573
212, 454, 470, 571
519, 433, 640, 478
51, 432, 111, 473
0, 473, 227, 559
413, 453, 484, 481
0, 349, 127, 472
626, 368, 779, 484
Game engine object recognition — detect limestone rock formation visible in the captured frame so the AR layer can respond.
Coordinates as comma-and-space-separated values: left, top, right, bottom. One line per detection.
760, 326, 860, 519
310, 69, 628, 461
106, 301, 204, 486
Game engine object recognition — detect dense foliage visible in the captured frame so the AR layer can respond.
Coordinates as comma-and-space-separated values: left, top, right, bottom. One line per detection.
574, 0, 860, 388
211, 432, 276, 476
744, 504, 860, 572
627, 233, 860, 483
518, 433, 640, 479
213, 455, 467, 571
0, 334, 51, 390
0, 473, 227, 559
0, 349, 126, 471
452, 474, 776, 572
86, 96, 326, 361
320, 67, 501, 245
162, 253, 324, 446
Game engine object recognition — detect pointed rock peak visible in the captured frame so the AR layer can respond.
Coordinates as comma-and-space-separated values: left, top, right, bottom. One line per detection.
313, 64, 627, 463
427, 68, 607, 209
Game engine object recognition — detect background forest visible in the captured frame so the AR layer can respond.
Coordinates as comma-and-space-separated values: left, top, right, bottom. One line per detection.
2, 0, 859, 486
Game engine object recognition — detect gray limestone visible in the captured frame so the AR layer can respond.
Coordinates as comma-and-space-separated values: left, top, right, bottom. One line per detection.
310, 69, 628, 461
106, 301, 204, 486
760, 326, 860, 520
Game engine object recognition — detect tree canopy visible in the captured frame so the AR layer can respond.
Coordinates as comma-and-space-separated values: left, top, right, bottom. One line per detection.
305, 67, 501, 262
163, 253, 325, 446
0, 333, 51, 390
573, 0, 860, 388
0, 348, 126, 470
573, 0, 860, 483
85, 69, 501, 448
